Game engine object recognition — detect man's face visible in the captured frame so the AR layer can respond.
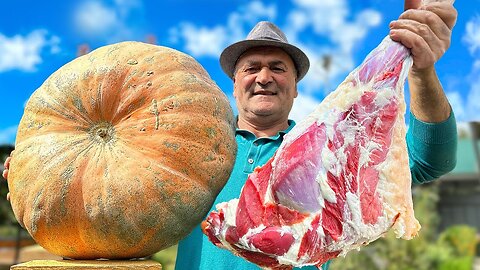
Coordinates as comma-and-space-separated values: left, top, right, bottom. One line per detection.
233, 47, 298, 122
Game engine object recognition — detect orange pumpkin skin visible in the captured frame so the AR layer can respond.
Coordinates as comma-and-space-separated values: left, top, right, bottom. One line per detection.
8, 41, 237, 259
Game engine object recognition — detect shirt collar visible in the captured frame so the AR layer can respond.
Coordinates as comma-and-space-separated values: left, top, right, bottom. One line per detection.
235, 117, 296, 140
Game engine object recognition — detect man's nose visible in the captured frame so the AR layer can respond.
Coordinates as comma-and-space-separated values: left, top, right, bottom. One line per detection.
256, 67, 273, 85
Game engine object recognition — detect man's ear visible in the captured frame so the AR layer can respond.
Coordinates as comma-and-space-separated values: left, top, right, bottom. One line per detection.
232, 81, 238, 98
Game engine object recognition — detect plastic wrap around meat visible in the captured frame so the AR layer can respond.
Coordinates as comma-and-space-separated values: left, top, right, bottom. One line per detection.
202, 36, 419, 269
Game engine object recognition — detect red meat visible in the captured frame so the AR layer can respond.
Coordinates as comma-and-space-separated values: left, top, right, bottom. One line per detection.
202, 37, 420, 269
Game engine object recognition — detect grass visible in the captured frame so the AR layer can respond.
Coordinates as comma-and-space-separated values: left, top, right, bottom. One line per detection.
0, 225, 18, 237
151, 244, 178, 270
0, 225, 30, 238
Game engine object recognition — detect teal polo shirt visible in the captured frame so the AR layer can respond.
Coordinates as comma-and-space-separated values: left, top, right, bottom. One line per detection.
175, 112, 457, 270
176, 120, 329, 270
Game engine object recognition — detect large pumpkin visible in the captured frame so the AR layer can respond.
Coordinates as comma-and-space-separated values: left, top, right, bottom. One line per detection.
8, 41, 237, 259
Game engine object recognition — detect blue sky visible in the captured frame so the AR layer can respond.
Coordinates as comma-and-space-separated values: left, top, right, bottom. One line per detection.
0, 0, 479, 145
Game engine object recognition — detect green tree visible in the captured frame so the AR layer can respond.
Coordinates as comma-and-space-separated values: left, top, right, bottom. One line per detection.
329, 184, 467, 270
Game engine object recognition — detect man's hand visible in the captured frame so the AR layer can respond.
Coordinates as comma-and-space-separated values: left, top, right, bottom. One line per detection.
388, 0, 457, 123
389, 0, 457, 70
3, 156, 11, 201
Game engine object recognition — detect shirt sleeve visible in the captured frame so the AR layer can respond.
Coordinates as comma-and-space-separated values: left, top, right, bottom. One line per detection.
407, 110, 457, 184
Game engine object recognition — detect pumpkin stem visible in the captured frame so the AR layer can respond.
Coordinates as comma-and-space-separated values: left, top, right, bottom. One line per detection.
97, 129, 108, 139
90, 122, 115, 144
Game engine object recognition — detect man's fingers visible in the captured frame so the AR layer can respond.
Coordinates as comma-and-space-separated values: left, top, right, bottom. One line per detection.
422, 3, 457, 29
4, 156, 11, 170
390, 19, 448, 55
391, 1, 456, 69
2, 168, 8, 180
400, 3, 457, 30
421, 0, 455, 5
404, 0, 422, 10
398, 9, 452, 40
6, 192, 10, 201
3, 156, 10, 180
390, 28, 436, 69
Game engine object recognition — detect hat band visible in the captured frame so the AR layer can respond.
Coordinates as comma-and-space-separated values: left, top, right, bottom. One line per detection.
250, 36, 285, 43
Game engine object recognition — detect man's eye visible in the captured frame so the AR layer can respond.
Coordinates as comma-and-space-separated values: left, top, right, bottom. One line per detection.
244, 67, 259, 73
272, 67, 285, 72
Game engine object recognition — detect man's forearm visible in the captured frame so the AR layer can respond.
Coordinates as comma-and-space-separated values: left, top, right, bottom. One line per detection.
408, 66, 451, 123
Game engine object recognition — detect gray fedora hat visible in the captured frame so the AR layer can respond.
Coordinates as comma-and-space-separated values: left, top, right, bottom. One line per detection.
220, 21, 310, 81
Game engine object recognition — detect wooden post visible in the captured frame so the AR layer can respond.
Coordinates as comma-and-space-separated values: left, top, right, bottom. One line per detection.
10, 260, 162, 270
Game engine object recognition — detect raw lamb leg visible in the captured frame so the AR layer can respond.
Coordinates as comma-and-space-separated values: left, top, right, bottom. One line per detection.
202, 36, 419, 269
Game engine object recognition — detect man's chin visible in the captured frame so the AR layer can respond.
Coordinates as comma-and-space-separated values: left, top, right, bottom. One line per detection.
252, 109, 276, 117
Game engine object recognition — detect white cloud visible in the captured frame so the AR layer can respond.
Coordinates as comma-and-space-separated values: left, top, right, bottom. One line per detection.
171, 24, 228, 57
463, 16, 480, 55
73, 0, 144, 42
289, 93, 321, 122
169, 1, 276, 58
465, 60, 480, 121
0, 126, 17, 145
285, 10, 309, 33
0, 30, 60, 72
169, 0, 381, 97
74, 2, 118, 36
114, 0, 142, 17
168, 0, 382, 118
236, 1, 277, 24
292, 0, 349, 34
447, 59, 480, 123
446, 91, 465, 120
287, 0, 382, 94
454, 16, 480, 123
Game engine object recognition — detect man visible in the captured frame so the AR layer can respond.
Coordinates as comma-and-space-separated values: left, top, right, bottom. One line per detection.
174, 0, 457, 269
3, 1, 457, 269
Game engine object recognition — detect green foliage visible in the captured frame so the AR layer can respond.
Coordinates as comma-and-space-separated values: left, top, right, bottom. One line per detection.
0, 225, 18, 236
438, 225, 477, 257
438, 256, 473, 270
0, 181, 16, 226
151, 244, 178, 270
330, 184, 477, 270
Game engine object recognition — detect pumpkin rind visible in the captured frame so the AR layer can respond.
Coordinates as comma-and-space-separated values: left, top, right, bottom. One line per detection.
8, 41, 237, 259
